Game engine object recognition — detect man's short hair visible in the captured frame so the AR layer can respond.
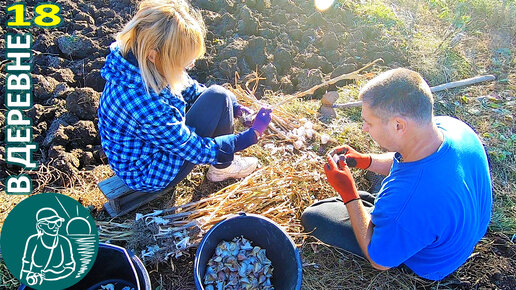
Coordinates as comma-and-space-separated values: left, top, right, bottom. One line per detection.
359, 68, 434, 124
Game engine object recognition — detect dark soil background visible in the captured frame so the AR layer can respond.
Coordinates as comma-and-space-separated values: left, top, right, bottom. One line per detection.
1, 0, 515, 289
1, 0, 408, 182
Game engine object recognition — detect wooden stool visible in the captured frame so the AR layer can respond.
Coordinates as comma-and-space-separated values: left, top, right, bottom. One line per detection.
99, 175, 172, 217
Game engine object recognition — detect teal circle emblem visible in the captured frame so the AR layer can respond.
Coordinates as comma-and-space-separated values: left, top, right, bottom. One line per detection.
1, 192, 99, 289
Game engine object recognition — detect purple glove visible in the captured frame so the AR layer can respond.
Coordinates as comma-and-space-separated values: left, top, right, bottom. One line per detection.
251, 107, 273, 136
234, 103, 254, 119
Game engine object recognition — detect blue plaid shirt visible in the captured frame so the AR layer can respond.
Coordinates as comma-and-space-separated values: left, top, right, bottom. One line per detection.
98, 44, 219, 191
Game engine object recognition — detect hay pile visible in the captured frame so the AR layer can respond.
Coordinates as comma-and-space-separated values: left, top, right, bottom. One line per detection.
97, 107, 333, 264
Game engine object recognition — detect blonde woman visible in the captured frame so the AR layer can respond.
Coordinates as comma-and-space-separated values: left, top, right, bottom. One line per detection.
98, 0, 272, 192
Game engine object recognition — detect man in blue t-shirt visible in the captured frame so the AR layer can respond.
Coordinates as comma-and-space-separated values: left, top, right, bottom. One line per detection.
301, 68, 492, 280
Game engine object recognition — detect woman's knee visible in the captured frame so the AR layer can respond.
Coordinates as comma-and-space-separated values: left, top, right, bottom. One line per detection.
202, 85, 233, 107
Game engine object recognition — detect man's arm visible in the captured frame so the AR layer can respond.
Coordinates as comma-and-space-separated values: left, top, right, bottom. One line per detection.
368, 153, 395, 176
346, 200, 390, 270
324, 154, 390, 270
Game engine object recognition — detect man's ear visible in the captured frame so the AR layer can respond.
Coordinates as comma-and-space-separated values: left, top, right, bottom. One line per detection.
393, 117, 408, 134
148, 49, 157, 63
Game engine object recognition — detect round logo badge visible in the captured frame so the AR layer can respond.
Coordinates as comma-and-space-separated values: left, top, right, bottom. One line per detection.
1, 192, 99, 289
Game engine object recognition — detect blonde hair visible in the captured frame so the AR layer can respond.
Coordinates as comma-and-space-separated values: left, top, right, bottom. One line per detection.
117, 0, 206, 94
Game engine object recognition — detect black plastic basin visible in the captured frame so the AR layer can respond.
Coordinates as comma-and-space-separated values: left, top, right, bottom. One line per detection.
194, 213, 302, 290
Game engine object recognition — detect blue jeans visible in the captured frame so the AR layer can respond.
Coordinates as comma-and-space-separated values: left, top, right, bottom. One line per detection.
164, 85, 234, 189
301, 191, 376, 257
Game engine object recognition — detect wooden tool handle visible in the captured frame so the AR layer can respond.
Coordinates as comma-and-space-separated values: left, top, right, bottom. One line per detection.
331, 74, 497, 109
430, 75, 496, 93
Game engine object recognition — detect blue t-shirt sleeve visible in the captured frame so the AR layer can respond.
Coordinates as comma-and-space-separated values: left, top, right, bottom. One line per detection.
368, 221, 428, 268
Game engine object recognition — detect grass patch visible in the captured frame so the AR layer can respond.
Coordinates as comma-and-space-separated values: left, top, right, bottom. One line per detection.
491, 190, 516, 234
427, 0, 516, 32
353, 1, 403, 29
437, 47, 475, 80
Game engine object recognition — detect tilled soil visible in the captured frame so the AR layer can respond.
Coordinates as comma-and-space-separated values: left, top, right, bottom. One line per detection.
1, 0, 407, 181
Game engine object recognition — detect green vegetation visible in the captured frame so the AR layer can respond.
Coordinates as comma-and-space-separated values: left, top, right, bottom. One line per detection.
428, 0, 516, 31
354, 1, 403, 29
331, 0, 516, 235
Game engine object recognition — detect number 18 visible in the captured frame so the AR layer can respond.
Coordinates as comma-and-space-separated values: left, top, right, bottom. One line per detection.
7, 3, 62, 28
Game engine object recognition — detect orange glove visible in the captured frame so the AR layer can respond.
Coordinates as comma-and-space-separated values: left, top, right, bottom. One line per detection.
324, 155, 360, 204
332, 145, 372, 169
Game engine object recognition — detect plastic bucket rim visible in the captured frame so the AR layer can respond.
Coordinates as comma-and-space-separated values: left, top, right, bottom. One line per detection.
193, 213, 302, 290
128, 249, 152, 290
98, 243, 142, 288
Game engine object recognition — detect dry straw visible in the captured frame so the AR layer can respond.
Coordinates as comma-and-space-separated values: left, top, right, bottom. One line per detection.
96, 60, 381, 264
